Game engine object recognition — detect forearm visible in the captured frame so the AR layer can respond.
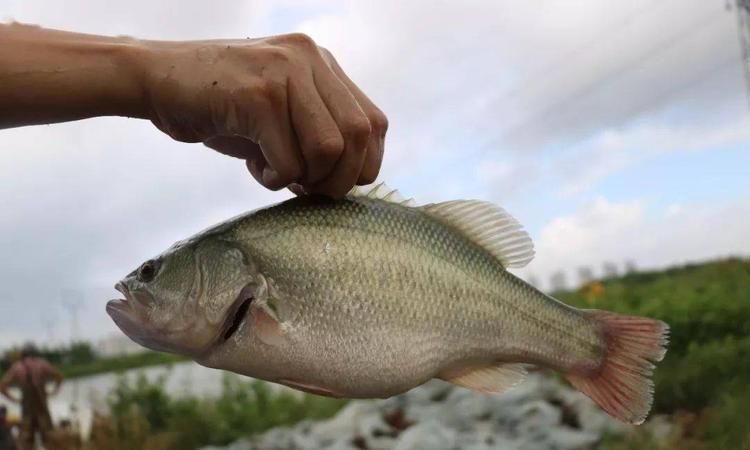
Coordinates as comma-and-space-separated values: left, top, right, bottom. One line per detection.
0, 22, 150, 128
0, 386, 18, 403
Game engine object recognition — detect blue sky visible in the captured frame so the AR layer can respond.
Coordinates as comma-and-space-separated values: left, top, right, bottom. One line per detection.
1, 0, 749, 347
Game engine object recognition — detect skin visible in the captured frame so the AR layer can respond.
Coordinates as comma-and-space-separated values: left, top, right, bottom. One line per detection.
0, 357, 64, 403
0, 22, 388, 197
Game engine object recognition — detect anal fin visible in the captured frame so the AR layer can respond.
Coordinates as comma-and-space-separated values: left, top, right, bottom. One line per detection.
438, 362, 528, 394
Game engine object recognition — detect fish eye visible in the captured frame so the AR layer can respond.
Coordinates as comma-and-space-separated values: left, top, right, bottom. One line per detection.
137, 260, 160, 283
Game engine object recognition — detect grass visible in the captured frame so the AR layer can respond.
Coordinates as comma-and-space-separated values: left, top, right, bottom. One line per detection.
61, 351, 187, 379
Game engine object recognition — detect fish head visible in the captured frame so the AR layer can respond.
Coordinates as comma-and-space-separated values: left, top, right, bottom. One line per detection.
107, 236, 257, 357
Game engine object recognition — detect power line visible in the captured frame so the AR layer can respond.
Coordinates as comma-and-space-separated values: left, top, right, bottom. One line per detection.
481, 1, 675, 111
488, 8, 727, 150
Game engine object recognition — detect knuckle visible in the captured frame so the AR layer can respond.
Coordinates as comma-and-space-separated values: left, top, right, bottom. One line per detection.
281, 32, 317, 50
311, 133, 345, 160
250, 78, 286, 103
318, 46, 334, 62
262, 45, 294, 65
342, 116, 372, 143
370, 110, 389, 134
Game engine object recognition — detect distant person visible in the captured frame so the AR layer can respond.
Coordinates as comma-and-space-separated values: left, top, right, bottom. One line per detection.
0, 345, 63, 450
0, 22, 388, 199
0, 405, 17, 450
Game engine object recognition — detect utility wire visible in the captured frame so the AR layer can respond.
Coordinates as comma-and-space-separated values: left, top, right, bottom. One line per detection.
481, 7, 727, 152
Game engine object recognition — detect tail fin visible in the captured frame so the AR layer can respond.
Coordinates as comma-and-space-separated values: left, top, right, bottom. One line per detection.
566, 311, 669, 425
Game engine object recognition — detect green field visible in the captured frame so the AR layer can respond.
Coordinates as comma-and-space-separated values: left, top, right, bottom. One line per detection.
60, 351, 187, 379
557, 257, 750, 449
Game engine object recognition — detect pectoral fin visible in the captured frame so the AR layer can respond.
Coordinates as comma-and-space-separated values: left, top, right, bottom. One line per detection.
251, 305, 287, 346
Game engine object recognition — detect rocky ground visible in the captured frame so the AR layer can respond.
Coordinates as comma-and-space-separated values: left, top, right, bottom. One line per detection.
200, 373, 668, 450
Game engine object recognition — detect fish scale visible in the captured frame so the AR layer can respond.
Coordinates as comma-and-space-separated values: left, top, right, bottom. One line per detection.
231, 196, 602, 380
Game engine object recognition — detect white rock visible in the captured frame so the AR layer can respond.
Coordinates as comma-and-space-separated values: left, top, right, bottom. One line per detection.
308, 402, 379, 442
543, 426, 600, 449
393, 419, 457, 450
251, 427, 295, 450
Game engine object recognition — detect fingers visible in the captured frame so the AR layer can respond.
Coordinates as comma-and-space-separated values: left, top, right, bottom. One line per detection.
252, 88, 305, 190
321, 49, 389, 185
204, 136, 269, 186
305, 57, 371, 198
212, 83, 305, 190
287, 73, 344, 185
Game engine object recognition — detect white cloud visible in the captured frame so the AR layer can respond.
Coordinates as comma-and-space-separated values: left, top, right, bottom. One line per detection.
0, 0, 748, 348
519, 195, 750, 289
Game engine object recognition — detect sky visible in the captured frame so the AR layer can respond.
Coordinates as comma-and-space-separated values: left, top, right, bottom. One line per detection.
1, 0, 749, 348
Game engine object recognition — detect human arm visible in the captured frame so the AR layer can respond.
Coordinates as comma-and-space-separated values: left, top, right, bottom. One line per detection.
0, 368, 20, 403
40, 361, 64, 396
0, 22, 388, 197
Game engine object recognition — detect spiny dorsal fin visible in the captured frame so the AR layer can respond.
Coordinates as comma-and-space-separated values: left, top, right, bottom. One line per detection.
349, 183, 534, 268
420, 200, 535, 268
347, 182, 416, 206
439, 363, 528, 394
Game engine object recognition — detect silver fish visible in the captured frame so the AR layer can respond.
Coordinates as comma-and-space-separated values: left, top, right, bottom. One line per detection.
107, 183, 669, 424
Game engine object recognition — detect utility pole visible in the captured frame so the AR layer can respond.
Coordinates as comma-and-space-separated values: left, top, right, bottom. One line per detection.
733, 0, 750, 107
61, 289, 83, 343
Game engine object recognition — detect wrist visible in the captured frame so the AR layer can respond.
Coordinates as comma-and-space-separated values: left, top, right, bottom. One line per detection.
92, 36, 152, 120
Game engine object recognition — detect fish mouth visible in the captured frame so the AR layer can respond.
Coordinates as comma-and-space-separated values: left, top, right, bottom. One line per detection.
106, 282, 149, 344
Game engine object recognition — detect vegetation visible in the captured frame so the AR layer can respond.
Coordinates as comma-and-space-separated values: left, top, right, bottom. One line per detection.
1, 342, 186, 380
61, 351, 186, 379
559, 257, 750, 450
86, 371, 347, 450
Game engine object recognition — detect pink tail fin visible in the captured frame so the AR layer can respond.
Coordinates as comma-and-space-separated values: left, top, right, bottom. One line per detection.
566, 311, 669, 425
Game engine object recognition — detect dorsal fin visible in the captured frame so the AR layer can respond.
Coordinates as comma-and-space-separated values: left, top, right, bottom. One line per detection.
347, 182, 416, 206
348, 183, 534, 268
420, 200, 534, 268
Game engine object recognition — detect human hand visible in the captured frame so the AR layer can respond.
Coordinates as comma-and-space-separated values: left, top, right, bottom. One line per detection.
140, 33, 388, 198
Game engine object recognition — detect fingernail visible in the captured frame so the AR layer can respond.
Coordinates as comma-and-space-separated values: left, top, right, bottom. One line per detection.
288, 184, 307, 196
262, 166, 282, 188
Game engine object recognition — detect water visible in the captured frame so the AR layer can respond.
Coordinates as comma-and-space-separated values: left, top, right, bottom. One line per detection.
1, 361, 245, 438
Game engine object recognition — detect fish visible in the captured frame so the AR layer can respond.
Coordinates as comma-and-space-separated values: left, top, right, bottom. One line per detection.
106, 183, 669, 425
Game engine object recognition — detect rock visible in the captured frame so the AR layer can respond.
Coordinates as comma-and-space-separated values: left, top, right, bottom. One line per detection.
572, 397, 629, 436
543, 426, 600, 449
393, 419, 457, 450
251, 427, 295, 450
455, 427, 521, 450
201, 373, 653, 450
398, 380, 453, 407
199, 439, 254, 450
306, 402, 380, 444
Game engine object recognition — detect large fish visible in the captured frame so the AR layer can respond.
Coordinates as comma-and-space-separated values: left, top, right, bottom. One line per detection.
107, 183, 669, 424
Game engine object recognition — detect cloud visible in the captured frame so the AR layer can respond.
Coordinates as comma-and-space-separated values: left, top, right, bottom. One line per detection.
0, 0, 748, 348
518, 195, 750, 289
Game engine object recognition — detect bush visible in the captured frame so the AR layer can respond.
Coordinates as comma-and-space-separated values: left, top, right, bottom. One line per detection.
93, 370, 348, 450
557, 258, 750, 414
